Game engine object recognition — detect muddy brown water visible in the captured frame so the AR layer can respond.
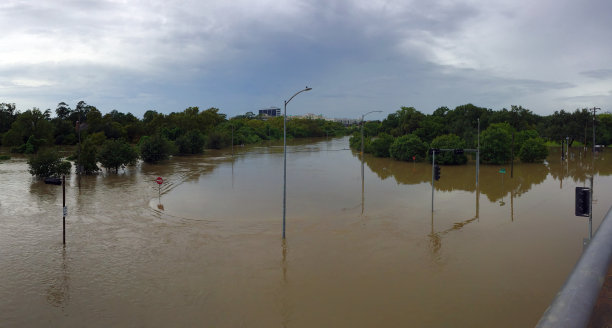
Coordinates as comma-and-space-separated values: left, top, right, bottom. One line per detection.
1, 137, 610, 327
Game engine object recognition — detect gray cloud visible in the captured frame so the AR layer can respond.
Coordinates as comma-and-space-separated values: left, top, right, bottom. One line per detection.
1, 0, 611, 117
581, 69, 612, 80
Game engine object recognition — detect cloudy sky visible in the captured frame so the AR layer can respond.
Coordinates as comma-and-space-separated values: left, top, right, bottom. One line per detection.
1, 0, 611, 119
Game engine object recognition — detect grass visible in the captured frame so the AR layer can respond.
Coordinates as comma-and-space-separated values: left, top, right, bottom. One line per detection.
0, 155, 11, 160
544, 140, 585, 147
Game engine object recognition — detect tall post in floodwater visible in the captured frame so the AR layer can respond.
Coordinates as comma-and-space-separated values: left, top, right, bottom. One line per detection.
62, 175, 66, 245
589, 176, 593, 240
360, 110, 382, 215
592, 107, 599, 153
477, 118, 480, 187
283, 87, 312, 240
431, 151, 435, 212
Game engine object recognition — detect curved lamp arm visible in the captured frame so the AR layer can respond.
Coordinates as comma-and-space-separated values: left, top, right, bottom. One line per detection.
285, 87, 312, 106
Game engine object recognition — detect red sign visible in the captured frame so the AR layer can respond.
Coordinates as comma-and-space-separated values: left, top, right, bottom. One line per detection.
412, 156, 416, 161
155, 177, 163, 185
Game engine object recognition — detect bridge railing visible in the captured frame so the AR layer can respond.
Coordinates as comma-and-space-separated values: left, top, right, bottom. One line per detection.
536, 206, 612, 327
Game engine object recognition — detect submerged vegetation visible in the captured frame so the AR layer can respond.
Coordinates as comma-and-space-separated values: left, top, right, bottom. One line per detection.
1, 100, 610, 176
0, 101, 347, 175
351, 104, 612, 164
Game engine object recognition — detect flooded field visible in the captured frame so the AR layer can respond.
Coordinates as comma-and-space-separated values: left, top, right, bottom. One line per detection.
1, 137, 611, 327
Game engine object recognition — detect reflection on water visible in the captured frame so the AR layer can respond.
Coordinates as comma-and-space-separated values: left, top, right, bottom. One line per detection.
1, 139, 612, 327
46, 247, 70, 308
429, 187, 480, 260
359, 147, 603, 203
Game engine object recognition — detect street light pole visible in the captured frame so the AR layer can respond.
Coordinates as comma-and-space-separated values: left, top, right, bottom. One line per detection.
360, 110, 381, 216
361, 110, 382, 158
283, 87, 312, 239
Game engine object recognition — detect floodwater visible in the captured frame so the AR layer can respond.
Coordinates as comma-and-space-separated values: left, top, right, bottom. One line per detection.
1, 137, 611, 327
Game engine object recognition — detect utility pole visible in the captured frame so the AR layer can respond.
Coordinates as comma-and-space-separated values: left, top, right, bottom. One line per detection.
592, 107, 600, 153
431, 150, 435, 212
477, 118, 480, 187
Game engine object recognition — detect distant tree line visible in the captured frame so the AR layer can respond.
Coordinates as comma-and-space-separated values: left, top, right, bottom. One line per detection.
350, 104, 612, 165
0, 101, 346, 176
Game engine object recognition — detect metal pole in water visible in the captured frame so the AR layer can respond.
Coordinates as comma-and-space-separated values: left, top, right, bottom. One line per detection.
477, 118, 480, 187
431, 151, 435, 212
592, 107, 599, 153
62, 175, 66, 245
282, 87, 311, 240
281, 102, 290, 237
589, 176, 593, 239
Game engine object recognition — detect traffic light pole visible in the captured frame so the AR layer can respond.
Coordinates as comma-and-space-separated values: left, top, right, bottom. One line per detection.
430, 148, 478, 212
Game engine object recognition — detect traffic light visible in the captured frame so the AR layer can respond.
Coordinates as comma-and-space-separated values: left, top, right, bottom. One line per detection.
434, 164, 441, 181
454, 148, 464, 155
575, 187, 590, 217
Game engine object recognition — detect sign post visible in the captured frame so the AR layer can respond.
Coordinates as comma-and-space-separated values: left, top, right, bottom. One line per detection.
62, 175, 66, 245
155, 177, 163, 199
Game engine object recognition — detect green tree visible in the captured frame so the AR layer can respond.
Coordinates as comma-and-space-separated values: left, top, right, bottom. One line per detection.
429, 134, 467, 165
175, 130, 206, 154
349, 131, 372, 152
389, 134, 428, 161
518, 138, 548, 163
2, 108, 54, 152
370, 133, 394, 157
79, 139, 101, 174
98, 139, 138, 172
515, 129, 539, 153
55, 102, 72, 120
597, 113, 612, 145
77, 133, 107, 174
381, 107, 425, 137
28, 148, 71, 177
52, 118, 77, 145
139, 135, 176, 163
481, 123, 513, 164
0, 103, 17, 136
414, 115, 446, 144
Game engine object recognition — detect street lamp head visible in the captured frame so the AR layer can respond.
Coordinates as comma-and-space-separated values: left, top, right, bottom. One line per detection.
305, 86, 312, 91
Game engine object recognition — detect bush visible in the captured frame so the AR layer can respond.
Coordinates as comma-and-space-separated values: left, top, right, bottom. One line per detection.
349, 132, 372, 152
389, 134, 428, 161
98, 139, 138, 172
519, 138, 548, 163
429, 134, 467, 165
205, 130, 230, 149
28, 149, 71, 177
77, 136, 103, 174
481, 123, 513, 164
175, 130, 206, 154
370, 133, 394, 157
139, 135, 176, 163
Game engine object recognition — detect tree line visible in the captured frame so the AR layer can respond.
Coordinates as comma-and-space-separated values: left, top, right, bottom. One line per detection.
0, 101, 346, 176
350, 104, 612, 165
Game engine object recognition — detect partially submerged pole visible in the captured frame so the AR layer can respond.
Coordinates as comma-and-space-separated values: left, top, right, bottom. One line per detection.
62, 175, 66, 245
431, 151, 435, 212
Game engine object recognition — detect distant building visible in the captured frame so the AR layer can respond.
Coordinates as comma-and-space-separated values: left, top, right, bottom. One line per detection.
333, 118, 360, 126
258, 107, 281, 117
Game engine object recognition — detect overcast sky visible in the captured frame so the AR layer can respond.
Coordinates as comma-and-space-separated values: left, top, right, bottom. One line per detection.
1, 0, 611, 119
